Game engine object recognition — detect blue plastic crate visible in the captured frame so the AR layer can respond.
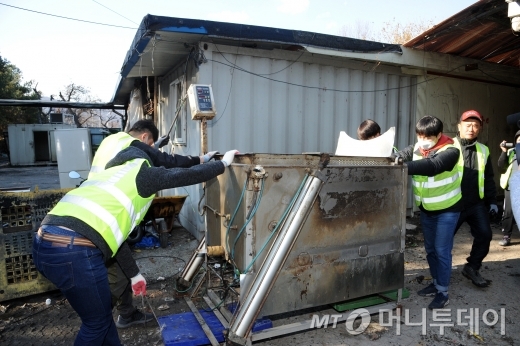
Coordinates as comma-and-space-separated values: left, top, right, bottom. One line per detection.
159, 309, 225, 346
159, 309, 272, 346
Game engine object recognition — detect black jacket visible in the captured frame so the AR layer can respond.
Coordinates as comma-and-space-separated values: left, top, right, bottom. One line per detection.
455, 136, 497, 208
42, 147, 225, 279
397, 143, 462, 214
130, 140, 200, 168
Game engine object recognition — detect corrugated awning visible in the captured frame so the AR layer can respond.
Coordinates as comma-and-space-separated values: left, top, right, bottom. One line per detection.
404, 0, 520, 68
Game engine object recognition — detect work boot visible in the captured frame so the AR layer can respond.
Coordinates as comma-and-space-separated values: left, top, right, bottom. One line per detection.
115, 309, 155, 328
417, 283, 437, 297
498, 236, 511, 246
428, 292, 449, 310
461, 264, 489, 288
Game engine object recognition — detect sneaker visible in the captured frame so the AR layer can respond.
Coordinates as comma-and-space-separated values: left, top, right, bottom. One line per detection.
498, 236, 511, 246
461, 264, 489, 287
417, 283, 437, 297
115, 309, 155, 329
428, 292, 449, 310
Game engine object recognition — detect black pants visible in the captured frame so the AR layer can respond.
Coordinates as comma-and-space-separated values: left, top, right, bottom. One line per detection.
502, 190, 516, 237
454, 202, 493, 271
107, 260, 136, 318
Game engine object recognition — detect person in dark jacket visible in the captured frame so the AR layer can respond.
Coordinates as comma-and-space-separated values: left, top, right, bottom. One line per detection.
89, 119, 218, 328
497, 130, 520, 246
32, 147, 238, 345
452, 110, 497, 288
397, 115, 461, 309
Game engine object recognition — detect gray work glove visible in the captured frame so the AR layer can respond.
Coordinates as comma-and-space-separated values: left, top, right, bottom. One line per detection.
221, 150, 239, 167
202, 151, 218, 163
154, 135, 170, 149
489, 204, 498, 215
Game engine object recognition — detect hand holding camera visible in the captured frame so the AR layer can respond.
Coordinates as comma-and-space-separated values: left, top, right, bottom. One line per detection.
500, 141, 514, 152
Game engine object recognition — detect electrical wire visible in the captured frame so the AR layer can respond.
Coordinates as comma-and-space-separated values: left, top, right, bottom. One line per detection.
133, 255, 187, 281
231, 179, 265, 261
208, 58, 467, 93
224, 178, 249, 260
91, 0, 138, 25
0, 2, 137, 29
243, 174, 308, 274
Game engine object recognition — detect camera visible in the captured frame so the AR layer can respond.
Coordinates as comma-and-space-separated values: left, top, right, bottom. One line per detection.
501, 142, 514, 148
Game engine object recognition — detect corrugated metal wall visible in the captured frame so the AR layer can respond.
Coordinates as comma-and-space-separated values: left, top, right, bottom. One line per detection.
157, 46, 417, 237
416, 75, 520, 192
206, 49, 416, 154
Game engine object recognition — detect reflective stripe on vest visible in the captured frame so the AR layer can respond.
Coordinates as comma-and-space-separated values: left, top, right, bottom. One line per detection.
411, 144, 462, 211
500, 149, 516, 189
50, 159, 153, 256
453, 138, 488, 199
89, 132, 136, 178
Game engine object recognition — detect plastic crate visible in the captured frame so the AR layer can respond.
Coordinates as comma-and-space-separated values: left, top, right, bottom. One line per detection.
159, 309, 272, 346
0, 190, 69, 302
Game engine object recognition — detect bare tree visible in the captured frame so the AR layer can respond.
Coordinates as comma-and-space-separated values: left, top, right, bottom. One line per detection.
100, 110, 120, 128
337, 18, 435, 44
379, 18, 435, 44
56, 83, 101, 127
338, 21, 376, 41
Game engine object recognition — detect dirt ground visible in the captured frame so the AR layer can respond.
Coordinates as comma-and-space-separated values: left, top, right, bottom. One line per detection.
1, 164, 520, 345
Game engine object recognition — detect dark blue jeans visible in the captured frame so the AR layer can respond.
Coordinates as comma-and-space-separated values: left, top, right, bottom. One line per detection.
454, 202, 493, 270
420, 211, 460, 292
32, 225, 121, 346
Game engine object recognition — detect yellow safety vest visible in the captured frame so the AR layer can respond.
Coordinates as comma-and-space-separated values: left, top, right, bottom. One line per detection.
89, 132, 137, 178
49, 158, 154, 255
453, 138, 488, 199
412, 144, 462, 211
500, 149, 516, 189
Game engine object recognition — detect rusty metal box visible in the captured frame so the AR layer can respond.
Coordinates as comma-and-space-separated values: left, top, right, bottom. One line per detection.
205, 154, 407, 316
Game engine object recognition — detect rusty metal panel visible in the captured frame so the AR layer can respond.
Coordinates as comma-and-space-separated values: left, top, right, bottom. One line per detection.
205, 154, 407, 316
404, 0, 520, 68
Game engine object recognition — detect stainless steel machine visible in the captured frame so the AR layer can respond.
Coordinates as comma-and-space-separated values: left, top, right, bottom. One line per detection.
203, 153, 407, 344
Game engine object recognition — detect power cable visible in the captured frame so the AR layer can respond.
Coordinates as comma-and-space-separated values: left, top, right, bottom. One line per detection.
91, 0, 138, 25
208, 58, 466, 93
0, 2, 137, 29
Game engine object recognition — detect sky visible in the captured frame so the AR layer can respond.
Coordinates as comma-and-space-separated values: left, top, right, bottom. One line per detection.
0, 0, 477, 102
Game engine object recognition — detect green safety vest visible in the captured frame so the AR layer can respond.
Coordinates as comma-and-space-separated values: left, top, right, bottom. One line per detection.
49, 158, 154, 255
500, 149, 516, 189
412, 144, 462, 211
453, 138, 488, 199
89, 132, 137, 178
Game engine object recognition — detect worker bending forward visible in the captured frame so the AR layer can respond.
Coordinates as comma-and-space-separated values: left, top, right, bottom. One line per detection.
397, 115, 462, 309
32, 146, 238, 345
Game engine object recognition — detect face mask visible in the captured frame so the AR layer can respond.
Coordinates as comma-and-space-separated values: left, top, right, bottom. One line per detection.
417, 139, 436, 150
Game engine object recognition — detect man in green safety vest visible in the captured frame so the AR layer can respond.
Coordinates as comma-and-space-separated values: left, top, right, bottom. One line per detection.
32, 144, 238, 345
497, 130, 520, 246
452, 110, 497, 288
89, 119, 218, 329
396, 115, 461, 310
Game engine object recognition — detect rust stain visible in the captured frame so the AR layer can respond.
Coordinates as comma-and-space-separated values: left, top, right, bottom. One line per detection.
300, 289, 308, 300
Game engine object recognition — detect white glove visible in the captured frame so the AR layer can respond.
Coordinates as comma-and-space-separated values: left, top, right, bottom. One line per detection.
222, 150, 239, 167
489, 204, 498, 214
154, 135, 170, 149
130, 273, 147, 296
203, 151, 218, 163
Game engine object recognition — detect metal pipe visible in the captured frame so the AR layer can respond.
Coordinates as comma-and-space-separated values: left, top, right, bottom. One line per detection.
228, 174, 325, 343
177, 237, 206, 287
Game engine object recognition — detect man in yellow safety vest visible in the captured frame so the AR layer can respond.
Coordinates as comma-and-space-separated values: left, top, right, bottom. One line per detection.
33, 144, 238, 345
452, 110, 497, 288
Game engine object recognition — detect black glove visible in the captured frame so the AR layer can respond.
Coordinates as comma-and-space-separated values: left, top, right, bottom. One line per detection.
154, 135, 170, 149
